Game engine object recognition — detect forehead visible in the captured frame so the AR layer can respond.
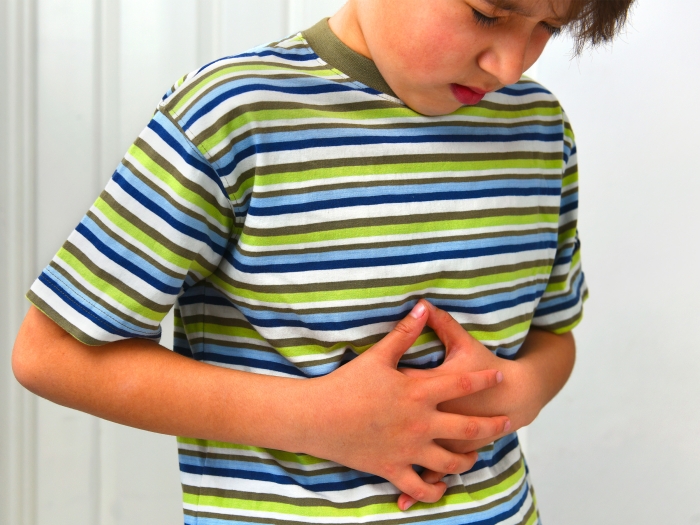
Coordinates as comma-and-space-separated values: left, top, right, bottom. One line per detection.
484, 0, 573, 23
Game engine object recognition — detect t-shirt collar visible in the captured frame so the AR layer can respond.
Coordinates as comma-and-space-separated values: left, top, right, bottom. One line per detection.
303, 18, 398, 99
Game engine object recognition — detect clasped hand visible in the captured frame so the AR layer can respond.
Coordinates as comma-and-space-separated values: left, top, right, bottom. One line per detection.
307, 299, 531, 510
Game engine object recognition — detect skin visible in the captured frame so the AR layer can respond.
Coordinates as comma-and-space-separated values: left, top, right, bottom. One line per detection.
330, 0, 570, 115
12, 0, 577, 511
13, 303, 512, 505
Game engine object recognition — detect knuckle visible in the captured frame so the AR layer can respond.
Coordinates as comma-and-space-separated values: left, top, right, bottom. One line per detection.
464, 420, 480, 439
380, 462, 397, 479
410, 487, 426, 502
407, 385, 429, 404
435, 308, 452, 324
459, 375, 473, 394
393, 320, 415, 337
444, 458, 459, 473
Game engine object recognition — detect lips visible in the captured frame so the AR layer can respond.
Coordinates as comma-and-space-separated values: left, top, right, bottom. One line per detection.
450, 84, 487, 106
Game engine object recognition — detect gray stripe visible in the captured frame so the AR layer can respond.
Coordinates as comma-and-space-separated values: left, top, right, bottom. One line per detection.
217, 259, 556, 295
240, 206, 561, 238
47, 260, 156, 332
262, 312, 535, 350
229, 150, 563, 196
100, 191, 218, 276
254, 172, 562, 200
85, 210, 183, 280
132, 137, 234, 224
235, 227, 558, 258
62, 241, 171, 315
26, 291, 105, 346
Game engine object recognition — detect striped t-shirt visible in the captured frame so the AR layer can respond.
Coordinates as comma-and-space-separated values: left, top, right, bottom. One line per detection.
28, 19, 587, 525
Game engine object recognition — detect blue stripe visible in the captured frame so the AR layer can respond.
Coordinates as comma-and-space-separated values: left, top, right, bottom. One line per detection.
498, 85, 552, 96
148, 115, 223, 189
195, 47, 318, 75
76, 222, 181, 295
254, 178, 561, 209
195, 352, 307, 378
231, 240, 558, 274
227, 123, 564, 157
234, 232, 557, 267
248, 186, 561, 216
182, 82, 364, 131
560, 200, 578, 215
534, 272, 585, 318
179, 462, 388, 492
114, 164, 229, 242
39, 271, 160, 340
111, 172, 227, 256
241, 290, 542, 331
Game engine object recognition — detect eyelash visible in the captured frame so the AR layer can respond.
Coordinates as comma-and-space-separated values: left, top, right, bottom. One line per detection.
471, 8, 563, 37
472, 9, 498, 28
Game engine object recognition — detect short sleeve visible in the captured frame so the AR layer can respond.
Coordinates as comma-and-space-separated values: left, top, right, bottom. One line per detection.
531, 113, 589, 334
27, 109, 234, 346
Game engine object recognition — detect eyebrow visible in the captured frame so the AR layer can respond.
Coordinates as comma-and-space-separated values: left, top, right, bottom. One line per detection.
482, 0, 568, 23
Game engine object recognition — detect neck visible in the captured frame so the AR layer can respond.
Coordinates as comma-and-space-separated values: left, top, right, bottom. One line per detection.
328, 1, 372, 60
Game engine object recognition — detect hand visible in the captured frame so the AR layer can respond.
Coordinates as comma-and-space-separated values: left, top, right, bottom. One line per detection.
305, 300, 510, 506
396, 303, 573, 511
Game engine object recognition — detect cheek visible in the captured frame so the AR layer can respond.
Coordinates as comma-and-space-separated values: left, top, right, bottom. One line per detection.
524, 33, 551, 70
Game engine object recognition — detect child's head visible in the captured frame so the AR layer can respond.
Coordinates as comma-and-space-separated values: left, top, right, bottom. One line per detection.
330, 0, 635, 115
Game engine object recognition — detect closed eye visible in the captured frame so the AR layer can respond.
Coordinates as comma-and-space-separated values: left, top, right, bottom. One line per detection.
541, 22, 562, 37
472, 8, 499, 28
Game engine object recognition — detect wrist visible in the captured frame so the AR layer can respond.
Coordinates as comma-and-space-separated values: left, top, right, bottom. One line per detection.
508, 358, 546, 429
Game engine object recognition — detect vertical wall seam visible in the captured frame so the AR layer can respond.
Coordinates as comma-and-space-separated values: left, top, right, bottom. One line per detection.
6, 0, 39, 523
93, 1, 122, 523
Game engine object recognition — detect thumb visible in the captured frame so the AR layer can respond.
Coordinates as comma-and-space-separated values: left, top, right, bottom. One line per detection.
371, 300, 429, 366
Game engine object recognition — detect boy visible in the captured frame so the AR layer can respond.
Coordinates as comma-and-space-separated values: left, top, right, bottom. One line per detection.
12, 0, 635, 523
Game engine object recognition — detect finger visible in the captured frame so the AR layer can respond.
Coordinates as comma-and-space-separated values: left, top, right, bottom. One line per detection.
422, 468, 450, 485
432, 413, 511, 441
397, 458, 476, 511
436, 438, 484, 454
425, 305, 477, 352
420, 444, 479, 477
423, 369, 504, 404
392, 466, 447, 509
372, 300, 429, 366
397, 471, 443, 511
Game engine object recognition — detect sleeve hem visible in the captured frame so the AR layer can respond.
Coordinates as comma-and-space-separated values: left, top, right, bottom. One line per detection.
26, 290, 108, 347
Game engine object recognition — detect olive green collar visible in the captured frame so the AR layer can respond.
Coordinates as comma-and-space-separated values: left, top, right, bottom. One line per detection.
303, 18, 397, 99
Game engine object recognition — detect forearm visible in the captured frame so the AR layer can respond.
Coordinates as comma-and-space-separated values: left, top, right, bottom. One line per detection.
437, 327, 576, 430
514, 327, 576, 419
12, 306, 314, 451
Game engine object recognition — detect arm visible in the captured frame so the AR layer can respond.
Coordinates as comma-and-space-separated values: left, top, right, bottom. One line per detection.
13, 301, 509, 505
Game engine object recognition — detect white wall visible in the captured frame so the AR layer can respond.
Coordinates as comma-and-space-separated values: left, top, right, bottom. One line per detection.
527, 1, 700, 523
2, 0, 698, 524
0, 2, 344, 524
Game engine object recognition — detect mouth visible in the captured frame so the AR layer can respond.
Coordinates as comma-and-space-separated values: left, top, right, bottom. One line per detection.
450, 84, 487, 106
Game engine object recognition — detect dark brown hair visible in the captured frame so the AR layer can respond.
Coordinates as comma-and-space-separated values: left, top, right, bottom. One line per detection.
563, 0, 637, 54
493, 0, 637, 54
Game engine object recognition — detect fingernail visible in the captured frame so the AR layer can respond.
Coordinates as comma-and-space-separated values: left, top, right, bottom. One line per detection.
496, 371, 503, 383
403, 499, 416, 511
410, 302, 426, 319
504, 420, 511, 432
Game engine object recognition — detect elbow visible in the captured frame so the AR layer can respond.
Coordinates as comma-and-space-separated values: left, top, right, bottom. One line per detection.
11, 306, 64, 395
12, 326, 42, 394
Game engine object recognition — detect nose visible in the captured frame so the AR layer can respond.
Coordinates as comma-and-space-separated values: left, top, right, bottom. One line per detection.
477, 31, 530, 87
